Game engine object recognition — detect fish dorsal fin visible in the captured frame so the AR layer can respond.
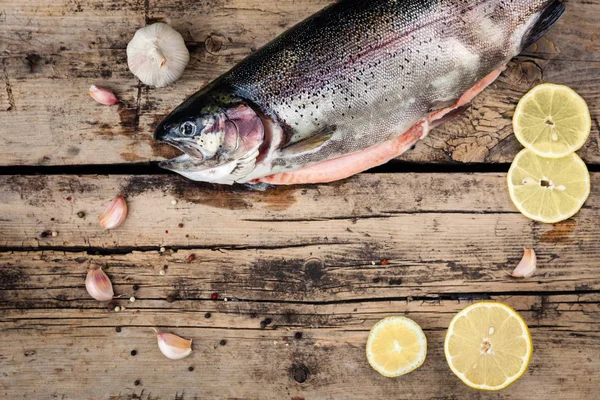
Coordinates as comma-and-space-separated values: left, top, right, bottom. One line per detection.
280, 124, 336, 156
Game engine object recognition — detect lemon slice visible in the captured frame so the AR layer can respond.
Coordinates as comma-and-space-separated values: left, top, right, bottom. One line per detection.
513, 83, 591, 158
444, 302, 533, 391
507, 149, 590, 224
366, 316, 427, 377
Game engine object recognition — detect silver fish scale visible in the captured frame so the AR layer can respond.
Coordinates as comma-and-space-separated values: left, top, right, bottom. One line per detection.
224, 0, 547, 173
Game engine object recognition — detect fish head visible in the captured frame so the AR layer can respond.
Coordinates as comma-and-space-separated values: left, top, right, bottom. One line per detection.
154, 89, 265, 183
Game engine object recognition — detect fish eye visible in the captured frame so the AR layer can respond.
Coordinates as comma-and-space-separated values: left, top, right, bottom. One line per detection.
179, 121, 197, 137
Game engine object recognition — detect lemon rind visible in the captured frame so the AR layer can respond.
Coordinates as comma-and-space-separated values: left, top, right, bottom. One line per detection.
507, 149, 591, 224
513, 83, 592, 159
444, 301, 533, 391
366, 316, 428, 378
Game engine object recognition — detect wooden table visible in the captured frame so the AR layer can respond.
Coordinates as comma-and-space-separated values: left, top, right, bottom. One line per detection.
1, 1, 599, 399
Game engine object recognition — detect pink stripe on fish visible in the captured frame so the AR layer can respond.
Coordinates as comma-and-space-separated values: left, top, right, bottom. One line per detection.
259, 67, 505, 185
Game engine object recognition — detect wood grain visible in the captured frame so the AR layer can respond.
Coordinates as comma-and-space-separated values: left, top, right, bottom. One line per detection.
1, 1, 599, 399
0, 246, 598, 307
0, 289, 598, 399
1, 173, 599, 250
0, 0, 599, 166
1, 173, 598, 397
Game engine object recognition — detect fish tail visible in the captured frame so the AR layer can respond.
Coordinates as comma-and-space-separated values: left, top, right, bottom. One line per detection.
522, 0, 566, 49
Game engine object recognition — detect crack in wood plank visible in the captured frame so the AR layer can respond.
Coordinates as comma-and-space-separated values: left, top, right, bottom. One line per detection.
134, 81, 143, 134
1, 58, 15, 111
144, 0, 150, 25
133, 0, 149, 134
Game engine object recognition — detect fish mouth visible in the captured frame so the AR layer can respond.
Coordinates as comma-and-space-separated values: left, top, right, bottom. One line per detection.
159, 154, 216, 173
159, 154, 240, 185
161, 138, 207, 161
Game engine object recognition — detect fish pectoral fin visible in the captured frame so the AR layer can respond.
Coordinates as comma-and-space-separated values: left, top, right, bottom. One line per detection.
260, 121, 427, 185
280, 124, 336, 156
230, 159, 257, 181
230, 142, 262, 182
242, 182, 274, 192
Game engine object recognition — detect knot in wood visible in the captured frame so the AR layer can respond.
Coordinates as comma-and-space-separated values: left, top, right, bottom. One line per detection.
291, 364, 309, 384
205, 35, 223, 54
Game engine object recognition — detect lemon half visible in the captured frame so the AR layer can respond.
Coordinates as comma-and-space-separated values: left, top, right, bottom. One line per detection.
444, 302, 533, 391
507, 149, 590, 224
513, 83, 591, 158
366, 316, 427, 377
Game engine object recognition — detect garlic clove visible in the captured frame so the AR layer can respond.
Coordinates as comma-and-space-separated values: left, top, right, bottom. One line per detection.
98, 195, 128, 230
127, 23, 190, 88
85, 267, 115, 301
89, 85, 119, 105
154, 329, 193, 360
511, 249, 537, 278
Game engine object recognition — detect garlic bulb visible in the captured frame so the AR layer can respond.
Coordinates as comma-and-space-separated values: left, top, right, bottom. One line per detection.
89, 85, 119, 105
98, 195, 128, 230
85, 267, 114, 301
127, 23, 189, 87
154, 329, 193, 360
511, 249, 537, 278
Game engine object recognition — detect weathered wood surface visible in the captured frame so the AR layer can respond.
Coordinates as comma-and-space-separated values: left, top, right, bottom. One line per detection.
1, 174, 599, 251
1, 274, 598, 400
1, 173, 599, 398
1, 0, 600, 399
0, 0, 599, 166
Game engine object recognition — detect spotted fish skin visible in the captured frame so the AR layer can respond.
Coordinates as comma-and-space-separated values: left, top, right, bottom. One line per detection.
155, 0, 565, 184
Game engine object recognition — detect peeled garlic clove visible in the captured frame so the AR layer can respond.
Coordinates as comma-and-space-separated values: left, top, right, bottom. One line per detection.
127, 23, 189, 88
511, 249, 537, 278
155, 330, 193, 360
98, 195, 128, 230
85, 267, 114, 301
89, 85, 119, 105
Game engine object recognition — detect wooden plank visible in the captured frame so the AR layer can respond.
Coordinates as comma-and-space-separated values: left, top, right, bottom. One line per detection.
0, 0, 599, 166
1, 173, 599, 249
0, 292, 598, 399
1, 246, 599, 305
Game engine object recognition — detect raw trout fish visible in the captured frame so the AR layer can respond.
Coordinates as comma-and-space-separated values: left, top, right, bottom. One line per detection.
155, 0, 565, 185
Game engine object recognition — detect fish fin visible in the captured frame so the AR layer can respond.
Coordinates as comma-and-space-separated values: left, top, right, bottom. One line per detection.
260, 122, 427, 185
230, 160, 257, 180
522, 1, 565, 49
242, 182, 274, 192
280, 125, 336, 156
230, 142, 261, 181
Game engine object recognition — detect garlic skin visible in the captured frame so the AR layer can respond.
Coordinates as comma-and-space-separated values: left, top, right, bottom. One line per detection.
511, 249, 537, 278
89, 85, 119, 105
85, 267, 114, 301
154, 330, 193, 360
98, 195, 128, 230
127, 23, 189, 87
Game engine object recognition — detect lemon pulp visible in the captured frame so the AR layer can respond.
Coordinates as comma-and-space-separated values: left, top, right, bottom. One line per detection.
444, 302, 533, 391
513, 83, 591, 158
507, 149, 590, 224
366, 316, 427, 377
